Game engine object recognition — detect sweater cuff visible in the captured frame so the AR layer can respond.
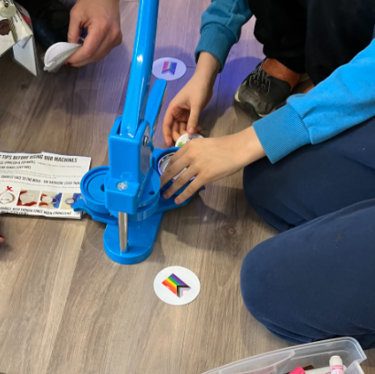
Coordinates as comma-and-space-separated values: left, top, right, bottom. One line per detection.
195, 24, 235, 71
253, 104, 311, 164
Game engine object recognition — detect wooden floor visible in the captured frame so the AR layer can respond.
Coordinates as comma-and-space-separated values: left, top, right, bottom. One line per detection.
1, 1, 375, 374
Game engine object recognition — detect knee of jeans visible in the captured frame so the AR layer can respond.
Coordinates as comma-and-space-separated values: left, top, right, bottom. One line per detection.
240, 240, 275, 321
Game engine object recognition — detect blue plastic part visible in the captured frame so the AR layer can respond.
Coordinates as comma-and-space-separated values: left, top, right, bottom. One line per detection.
103, 213, 163, 264
73, 199, 117, 225
145, 79, 167, 139
79, 166, 110, 214
121, 0, 159, 137
73, 0, 202, 265
106, 119, 155, 214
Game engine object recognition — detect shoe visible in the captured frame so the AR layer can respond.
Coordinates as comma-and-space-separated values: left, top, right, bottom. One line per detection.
234, 59, 292, 117
17, 0, 70, 50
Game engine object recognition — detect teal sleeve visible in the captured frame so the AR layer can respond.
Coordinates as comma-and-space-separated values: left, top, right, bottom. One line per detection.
195, 0, 252, 70
253, 39, 375, 164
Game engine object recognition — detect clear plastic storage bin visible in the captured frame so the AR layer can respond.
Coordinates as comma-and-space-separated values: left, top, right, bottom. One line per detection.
202, 338, 366, 374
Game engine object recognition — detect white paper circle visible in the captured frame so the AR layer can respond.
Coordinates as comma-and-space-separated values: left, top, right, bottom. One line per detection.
175, 133, 204, 147
44, 42, 81, 72
154, 266, 200, 306
0, 192, 14, 204
42, 196, 54, 203
152, 57, 187, 81
20, 192, 36, 204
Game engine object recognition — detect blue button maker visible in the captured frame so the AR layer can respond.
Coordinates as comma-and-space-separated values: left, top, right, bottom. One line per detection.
73, 0, 199, 265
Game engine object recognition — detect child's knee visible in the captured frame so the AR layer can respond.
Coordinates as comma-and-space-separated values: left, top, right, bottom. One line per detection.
240, 236, 298, 330
240, 240, 276, 320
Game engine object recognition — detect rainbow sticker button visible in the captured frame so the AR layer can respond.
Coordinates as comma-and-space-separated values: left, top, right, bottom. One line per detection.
152, 57, 187, 81
162, 61, 177, 75
162, 273, 190, 297
154, 266, 201, 306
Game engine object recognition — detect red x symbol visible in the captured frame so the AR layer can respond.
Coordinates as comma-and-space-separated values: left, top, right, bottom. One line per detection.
6, 186, 13, 191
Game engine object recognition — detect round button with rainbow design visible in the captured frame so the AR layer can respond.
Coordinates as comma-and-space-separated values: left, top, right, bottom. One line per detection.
154, 266, 201, 306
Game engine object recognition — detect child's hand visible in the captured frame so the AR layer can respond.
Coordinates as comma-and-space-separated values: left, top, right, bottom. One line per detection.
162, 52, 221, 147
162, 73, 212, 147
160, 127, 266, 204
67, 0, 122, 67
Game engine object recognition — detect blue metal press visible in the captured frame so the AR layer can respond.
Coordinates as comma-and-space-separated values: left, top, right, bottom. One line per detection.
73, 0, 197, 265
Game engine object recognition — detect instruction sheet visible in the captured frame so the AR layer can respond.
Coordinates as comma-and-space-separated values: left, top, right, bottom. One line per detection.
0, 151, 91, 219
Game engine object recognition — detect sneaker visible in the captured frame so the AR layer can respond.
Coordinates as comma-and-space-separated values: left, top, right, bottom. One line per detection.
234, 59, 292, 117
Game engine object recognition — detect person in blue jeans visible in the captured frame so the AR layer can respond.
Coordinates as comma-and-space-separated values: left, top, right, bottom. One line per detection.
161, 0, 375, 349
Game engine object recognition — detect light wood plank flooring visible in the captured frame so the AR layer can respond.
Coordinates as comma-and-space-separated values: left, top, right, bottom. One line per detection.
1, 1, 374, 374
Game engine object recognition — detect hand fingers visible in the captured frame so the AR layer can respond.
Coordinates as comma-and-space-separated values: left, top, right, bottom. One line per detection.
179, 122, 187, 136
162, 165, 197, 199
187, 107, 200, 134
171, 121, 187, 142
162, 102, 204, 147
97, 25, 122, 58
160, 147, 189, 187
174, 123, 203, 143
86, 34, 115, 62
162, 108, 175, 147
67, 6, 82, 44
68, 26, 105, 67
175, 178, 203, 205
172, 121, 188, 142
67, 25, 106, 66
171, 121, 180, 143
67, 23, 121, 67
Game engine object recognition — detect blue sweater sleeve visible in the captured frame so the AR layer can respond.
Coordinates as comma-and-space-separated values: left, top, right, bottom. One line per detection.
253, 39, 375, 164
195, 0, 252, 70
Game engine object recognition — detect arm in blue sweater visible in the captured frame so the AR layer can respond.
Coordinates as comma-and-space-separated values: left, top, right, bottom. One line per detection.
194, 2, 375, 165
253, 39, 375, 163
195, 0, 252, 69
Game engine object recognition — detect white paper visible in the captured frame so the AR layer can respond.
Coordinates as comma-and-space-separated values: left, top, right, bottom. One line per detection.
13, 35, 38, 75
0, 151, 91, 219
152, 57, 186, 81
44, 42, 81, 72
12, 3, 39, 75
154, 266, 201, 306
175, 133, 204, 147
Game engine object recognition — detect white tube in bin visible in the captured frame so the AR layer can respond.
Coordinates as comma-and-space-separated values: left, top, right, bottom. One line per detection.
306, 366, 347, 374
330, 356, 345, 374
307, 367, 331, 374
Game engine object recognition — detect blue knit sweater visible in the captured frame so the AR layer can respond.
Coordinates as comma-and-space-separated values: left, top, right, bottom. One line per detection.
195, 0, 375, 163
